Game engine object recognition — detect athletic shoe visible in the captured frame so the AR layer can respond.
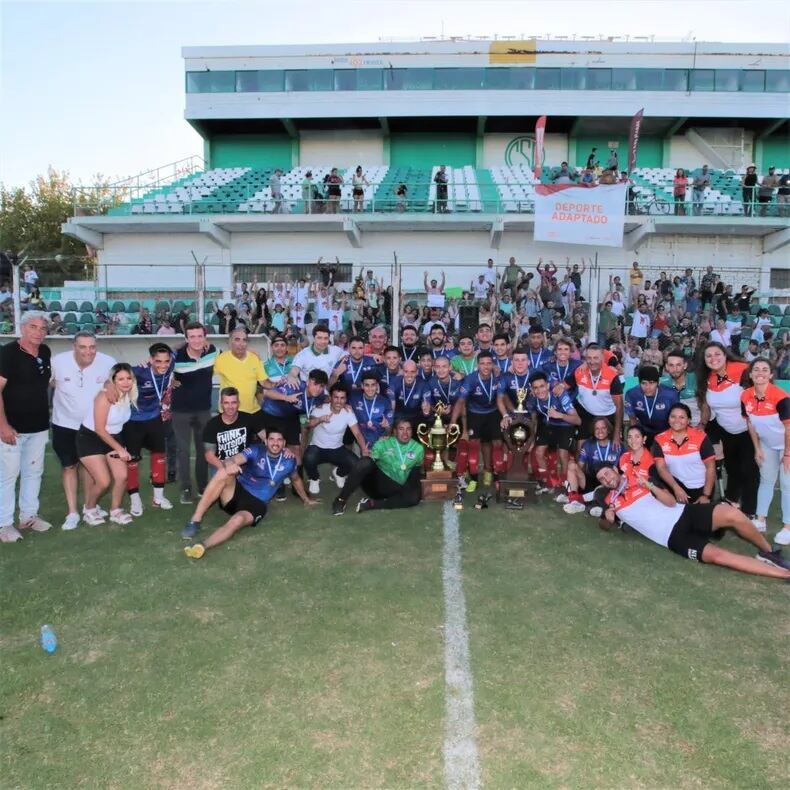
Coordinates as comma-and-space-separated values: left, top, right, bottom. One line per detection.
505, 498, 524, 510
61, 513, 80, 531
756, 549, 790, 571
275, 485, 287, 502
0, 524, 23, 543
308, 479, 320, 495
474, 494, 491, 510
109, 509, 133, 525
456, 476, 468, 491
589, 506, 604, 519
466, 480, 478, 494
332, 497, 346, 516
179, 489, 193, 505
331, 468, 346, 488
773, 527, 790, 546
20, 516, 52, 532
482, 471, 493, 487
152, 496, 173, 510
555, 493, 570, 504
184, 543, 205, 560
563, 501, 587, 515
356, 497, 374, 513
283, 476, 291, 486
535, 485, 551, 495
83, 508, 106, 526
129, 493, 143, 517
453, 491, 464, 511
751, 517, 767, 533
181, 521, 200, 540
84, 504, 109, 519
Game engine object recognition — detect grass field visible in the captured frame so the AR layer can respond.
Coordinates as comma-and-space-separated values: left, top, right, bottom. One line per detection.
2, 454, 788, 789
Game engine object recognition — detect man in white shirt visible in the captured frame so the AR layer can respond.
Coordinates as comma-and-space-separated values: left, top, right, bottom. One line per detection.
480, 258, 498, 289
302, 384, 369, 494
471, 274, 490, 302
50, 331, 115, 530
288, 325, 345, 383
315, 286, 333, 325
628, 305, 651, 347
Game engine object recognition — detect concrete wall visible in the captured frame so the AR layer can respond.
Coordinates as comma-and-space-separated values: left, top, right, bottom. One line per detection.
482, 133, 568, 168
299, 131, 384, 167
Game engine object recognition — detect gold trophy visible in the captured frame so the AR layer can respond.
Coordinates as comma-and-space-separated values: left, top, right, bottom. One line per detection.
498, 386, 535, 504
417, 404, 461, 500
417, 403, 461, 472
514, 387, 529, 414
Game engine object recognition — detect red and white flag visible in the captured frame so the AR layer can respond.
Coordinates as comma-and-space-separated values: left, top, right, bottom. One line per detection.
533, 116, 547, 179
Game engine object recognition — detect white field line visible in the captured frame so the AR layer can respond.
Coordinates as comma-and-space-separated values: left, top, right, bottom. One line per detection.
442, 501, 481, 790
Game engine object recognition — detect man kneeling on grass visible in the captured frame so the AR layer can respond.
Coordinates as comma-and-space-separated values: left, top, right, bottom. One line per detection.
183, 429, 318, 559
332, 418, 424, 515
595, 464, 790, 580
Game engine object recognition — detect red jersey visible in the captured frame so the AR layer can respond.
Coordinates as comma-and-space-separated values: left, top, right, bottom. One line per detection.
741, 384, 790, 451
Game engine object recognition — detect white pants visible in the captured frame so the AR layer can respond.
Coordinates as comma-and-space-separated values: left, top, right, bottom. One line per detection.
756, 445, 790, 524
0, 430, 48, 526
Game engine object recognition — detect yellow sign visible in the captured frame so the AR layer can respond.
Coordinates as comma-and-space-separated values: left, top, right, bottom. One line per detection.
489, 40, 537, 64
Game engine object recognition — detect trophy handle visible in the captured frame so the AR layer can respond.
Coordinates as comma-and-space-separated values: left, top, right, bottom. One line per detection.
446, 423, 461, 447
416, 422, 431, 448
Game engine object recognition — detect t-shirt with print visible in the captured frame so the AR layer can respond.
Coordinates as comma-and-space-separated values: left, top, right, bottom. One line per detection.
203, 412, 262, 460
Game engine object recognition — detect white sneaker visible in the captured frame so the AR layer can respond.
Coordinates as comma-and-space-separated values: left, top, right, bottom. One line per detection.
129, 493, 143, 517
773, 526, 790, 546
152, 496, 173, 510
283, 476, 292, 486
589, 506, 603, 519
110, 509, 133, 525
0, 524, 23, 543
332, 471, 347, 488
751, 517, 767, 533
563, 501, 587, 515
83, 504, 108, 519
308, 479, 320, 495
83, 508, 106, 526
21, 516, 52, 532
61, 513, 80, 531
555, 493, 570, 504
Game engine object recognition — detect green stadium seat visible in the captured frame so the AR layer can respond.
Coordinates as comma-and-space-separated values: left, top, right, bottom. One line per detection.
95, 300, 109, 313
771, 316, 782, 327
111, 300, 126, 313
79, 301, 94, 312
63, 312, 77, 324
64, 300, 78, 312
156, 300, 171, 314
126, 300, 140, 313
785, 305, 790, 316
768, 304, 782, 316
65, 322, 79, 335
172, 300, 186, 313
115, 324, 132, 335
749, 304, 761, 315
781, 315, 790, 327
142, 299, 156, 311
79, 313, 94, 324
48, 300, 62, 312
81, 323, 95, 333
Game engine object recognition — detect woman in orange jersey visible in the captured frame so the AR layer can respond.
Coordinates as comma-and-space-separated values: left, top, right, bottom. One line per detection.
652, 404, 716, 504
696, 341, 759, 522
619, 425, 656, 487
742, 358, 790, 545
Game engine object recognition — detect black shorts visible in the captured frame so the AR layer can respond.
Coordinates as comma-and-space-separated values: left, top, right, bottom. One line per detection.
259, 412, 301, 446
467, 411, 502, 443
76, 426, 122, 458
667, 503, 723, 562
352, 187, 364, 197
677, 480, 706, 503
535, 421, 575, 452
52, 424, 79, 467
220, 480, 268, 526
123, 417, 166, 458
704, 419, 722, 445
576, 404, 615, 442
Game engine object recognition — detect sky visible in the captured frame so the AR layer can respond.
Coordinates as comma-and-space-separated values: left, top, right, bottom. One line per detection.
1, 0, 788, 188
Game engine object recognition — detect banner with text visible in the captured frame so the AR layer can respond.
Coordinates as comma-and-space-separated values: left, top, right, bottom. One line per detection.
534, 183, 627, 247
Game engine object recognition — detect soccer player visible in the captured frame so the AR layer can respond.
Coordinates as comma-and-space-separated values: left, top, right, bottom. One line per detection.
331, 418, 424, 515
525, 325, 551, 370
289, 325, 345, 383
624, 366, 679, 441
399, 325, 421, 364
619, 425, 656, 489
526, 371, 581, 492
417, 349, 434, 382
331, 336, 377, 393
653, 403, 716, 505
492, 333, 512, 374
541, 338, 580, 397
660, 348, 700, 424
426, 323, 455, 360
595, 465, 790, 579
183, 430, 317, 559
497, 346, 532, 420
450, 351, 502, 492
475, 323, 493, 353
202, 387, 265, 475
263, 335, 293, 382
379, 346, 403, 395
393, 360, 429, 425
364, 325, 388, 362
350, 372, 393, 450
125, 342, 175, 516
450, 335, 477, 378
424, 356, 462, 414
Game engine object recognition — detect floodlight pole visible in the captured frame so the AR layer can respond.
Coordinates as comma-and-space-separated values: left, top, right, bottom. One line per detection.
391, 251, 400, 345
588, 252, 600, 343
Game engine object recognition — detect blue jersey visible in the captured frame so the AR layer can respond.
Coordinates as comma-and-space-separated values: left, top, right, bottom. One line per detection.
494, 356, 512, 374
526, 347, 551, 370
578, 439, 623, 475
394, 377, 427, 417
378, 367, 402, 401
350, 392, 393, 447
625, 385, 679, 436
459, 372, 499, 415
418, 368, 433, 383
336, 355, 378, 393
130, 363, 174, 422
541, 358, 581, 393
237, 445, 297, 502
423, 375, 462, 409
530, 390, 576, 427
497, 371, 533, 411
262, 381, 326, 418
429, 347, 457, 360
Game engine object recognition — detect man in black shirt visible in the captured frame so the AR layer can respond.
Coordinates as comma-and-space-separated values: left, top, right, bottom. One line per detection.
172, 322, 217, 504
0, 312, 52, 542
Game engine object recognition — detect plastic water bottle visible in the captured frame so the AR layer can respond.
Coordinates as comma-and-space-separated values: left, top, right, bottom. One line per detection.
40, 625, 58, 654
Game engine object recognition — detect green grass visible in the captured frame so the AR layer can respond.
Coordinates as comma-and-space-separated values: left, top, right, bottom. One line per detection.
1, 455, 788, 788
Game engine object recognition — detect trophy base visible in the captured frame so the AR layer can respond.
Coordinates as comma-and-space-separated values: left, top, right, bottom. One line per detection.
421, 470, 455, 501
496, 477, 538, 504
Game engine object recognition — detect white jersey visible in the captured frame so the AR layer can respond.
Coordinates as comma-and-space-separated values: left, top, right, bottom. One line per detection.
291, 344, 345, 382
51, 351, 116, 429
83, 394, 131, 436
309, 404, 357, 449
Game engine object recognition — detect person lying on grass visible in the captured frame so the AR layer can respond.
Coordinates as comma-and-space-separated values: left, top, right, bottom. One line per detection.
183, 429, 318, 560
594, 464, 790, 580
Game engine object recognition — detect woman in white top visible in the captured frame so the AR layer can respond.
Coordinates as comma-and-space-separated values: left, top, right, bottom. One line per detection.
351, 166, 370, 212
77, 363, 136, 525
